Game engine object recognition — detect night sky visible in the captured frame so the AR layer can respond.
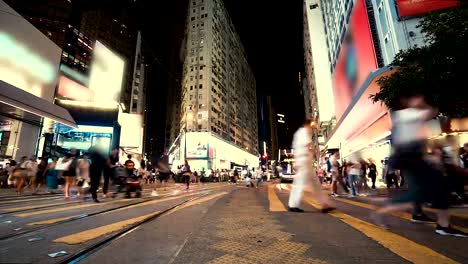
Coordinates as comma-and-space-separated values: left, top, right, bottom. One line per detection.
223, 0, 305, 148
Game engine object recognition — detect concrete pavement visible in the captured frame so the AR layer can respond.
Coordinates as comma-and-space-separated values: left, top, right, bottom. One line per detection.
0, 182, 466, 263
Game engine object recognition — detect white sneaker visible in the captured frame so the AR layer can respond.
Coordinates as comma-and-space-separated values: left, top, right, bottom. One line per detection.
151, 190, 159, 197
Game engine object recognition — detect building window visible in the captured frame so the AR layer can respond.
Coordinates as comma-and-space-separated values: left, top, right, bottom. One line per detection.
190, 86, 193, 90
199, 104, 203, 108
193, 9, 196, 13
201, 7, 204, 10
190, 76, 194, 81
199, 94, 202, 99
199, 84, 203, 89
190, 95, 193, 100
200, 75, 203, 79
191, 17, 195, 21
198, 124, 202, 130
200, 56, 204, 61
198, 114, 202, 119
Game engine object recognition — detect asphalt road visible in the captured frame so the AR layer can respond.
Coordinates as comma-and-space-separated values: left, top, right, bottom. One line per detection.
0, 182, 466, 264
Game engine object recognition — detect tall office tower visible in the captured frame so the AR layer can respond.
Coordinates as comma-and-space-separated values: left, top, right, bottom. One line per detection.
80, 8, 137, 113
130, 31, 146, 115
168, 0, 258, 170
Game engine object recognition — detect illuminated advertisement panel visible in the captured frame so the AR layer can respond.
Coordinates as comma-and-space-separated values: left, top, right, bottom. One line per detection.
56, 41, 125, 110
88, 41, 125, 104
332, 0, 378, 120
118, 113, 142, 148
0, 1, 61, 101
397, 0, 460, 17
186, 132, 209, 159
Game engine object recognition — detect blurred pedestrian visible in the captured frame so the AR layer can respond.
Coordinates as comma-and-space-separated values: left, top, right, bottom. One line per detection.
103, 147, 120, 198
288, 119, 335, 213
77, 153, 90, 197
63, 149, 78, 199
89, 147, 107, 203
181, 160, 192, 190
373, 95, 466, 237
45, 156, 59, 193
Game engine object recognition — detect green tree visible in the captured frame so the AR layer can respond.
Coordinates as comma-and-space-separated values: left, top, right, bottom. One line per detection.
371, 3, 468, 117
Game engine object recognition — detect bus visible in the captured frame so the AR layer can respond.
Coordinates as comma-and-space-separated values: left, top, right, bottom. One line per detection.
278, 149, 296, 182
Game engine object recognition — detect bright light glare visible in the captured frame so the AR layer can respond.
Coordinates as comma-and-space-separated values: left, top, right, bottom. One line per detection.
76, 125, 113, 133
89, 41, 125, 103
58, 99, 118, 109
0, 32, 56, 98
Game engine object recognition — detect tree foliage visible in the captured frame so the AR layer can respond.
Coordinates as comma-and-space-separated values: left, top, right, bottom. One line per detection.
371, 3, 468, 117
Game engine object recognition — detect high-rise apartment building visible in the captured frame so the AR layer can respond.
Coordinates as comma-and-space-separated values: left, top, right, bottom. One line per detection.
168, 0, 258, 170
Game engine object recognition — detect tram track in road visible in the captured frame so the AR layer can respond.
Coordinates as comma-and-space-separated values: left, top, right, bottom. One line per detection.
55, 192, 215, 264
0, 190, 210, 241
0, 199, 84, 215
0, 195, 65, 207
0, 186, 230, 241
0, 193, 62, 201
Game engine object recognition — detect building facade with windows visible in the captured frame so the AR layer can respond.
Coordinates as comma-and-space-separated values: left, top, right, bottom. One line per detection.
168, 0, 259, 171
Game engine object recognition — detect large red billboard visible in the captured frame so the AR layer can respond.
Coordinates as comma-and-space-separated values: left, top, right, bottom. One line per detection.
397, 0, 460, 17
332, 0, 378, 121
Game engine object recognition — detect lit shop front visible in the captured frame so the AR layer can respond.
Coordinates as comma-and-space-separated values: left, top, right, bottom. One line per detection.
327, 67, 394, 160
50, 40, 126, 157
0, 1, 76, 160
168, 132, 258, 171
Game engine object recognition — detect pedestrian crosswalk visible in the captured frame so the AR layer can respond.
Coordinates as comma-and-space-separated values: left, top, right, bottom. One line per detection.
0, 183, 466, 264
267, 182, 466, 264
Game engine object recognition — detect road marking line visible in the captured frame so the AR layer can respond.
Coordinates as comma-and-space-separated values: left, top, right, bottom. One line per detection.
164, 192, 228, 216
268, 184, 287, 212
53, 211, 161, 245
1, 200, 80, 212
111, 193, 198, 213
26, 190, 218, 224
0, 196, 60, 205
347, 194, 468, 220
332, 197, 468, 233
15, 199, 128, 217
28, 214, 83, 225
303, 196, 459, 264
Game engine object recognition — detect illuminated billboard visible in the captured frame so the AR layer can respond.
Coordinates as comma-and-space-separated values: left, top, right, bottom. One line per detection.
0, 1, 61, 101
186, 132, 209, 158
89, 41, 125, 104
118, 113, 142, 148
397, 0, 460, 17
56, 41, 125, 110
332, 0, 378, 121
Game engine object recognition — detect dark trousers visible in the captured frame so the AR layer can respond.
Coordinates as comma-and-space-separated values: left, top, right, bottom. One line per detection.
103, 170, 111, 195
90, 166, 103, 200
369, 174, 377, 189
386, 173, 399, 188
184, 175, 190, 188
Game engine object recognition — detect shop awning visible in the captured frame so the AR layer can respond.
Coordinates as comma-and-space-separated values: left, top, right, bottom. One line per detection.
0, 80, 77, 128
326, 66, 395, 152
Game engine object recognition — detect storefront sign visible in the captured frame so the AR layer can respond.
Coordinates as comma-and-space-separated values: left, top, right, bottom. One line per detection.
396, 0, 459, 17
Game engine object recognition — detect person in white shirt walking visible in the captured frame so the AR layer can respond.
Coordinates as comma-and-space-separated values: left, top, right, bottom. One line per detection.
288, 119, 335, 213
